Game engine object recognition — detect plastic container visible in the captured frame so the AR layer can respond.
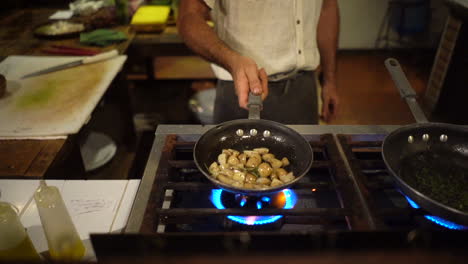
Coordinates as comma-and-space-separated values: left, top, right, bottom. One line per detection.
0, 202, 41, 261
34, 181, 85, 260
189, 88, 216, 125
115, 0, 130, 24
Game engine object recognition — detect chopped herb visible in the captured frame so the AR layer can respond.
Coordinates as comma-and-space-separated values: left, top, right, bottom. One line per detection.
246, 167, 260, 178
399, 151, 468, 212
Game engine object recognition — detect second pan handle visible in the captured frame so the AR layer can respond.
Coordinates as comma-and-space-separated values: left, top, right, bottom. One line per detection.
385, 58, 428, 123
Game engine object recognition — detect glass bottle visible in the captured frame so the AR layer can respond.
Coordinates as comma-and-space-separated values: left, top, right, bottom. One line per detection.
0, 202, 41, 261
34, 181, 85, 260
115, 0, 130, 24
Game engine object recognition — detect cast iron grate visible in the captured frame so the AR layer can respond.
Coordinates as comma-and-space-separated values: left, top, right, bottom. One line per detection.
139, 134, 386, 234
337, 134, 439, 230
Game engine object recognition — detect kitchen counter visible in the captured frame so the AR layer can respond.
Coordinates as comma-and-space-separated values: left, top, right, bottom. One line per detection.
0, 8, 135, 178
0, 8, 133, 56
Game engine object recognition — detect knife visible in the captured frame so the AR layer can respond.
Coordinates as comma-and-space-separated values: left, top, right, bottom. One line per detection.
21, 49, 119, 79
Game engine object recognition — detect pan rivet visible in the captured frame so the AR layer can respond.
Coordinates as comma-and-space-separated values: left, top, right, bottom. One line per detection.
236, 129, 244, 136
422, 134, 430, 142
263, 130, 271, 137
440, 134, 448, 142
408, 136, 414, 143
250, 129, 258, 136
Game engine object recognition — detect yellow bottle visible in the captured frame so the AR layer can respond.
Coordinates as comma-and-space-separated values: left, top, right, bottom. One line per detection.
0, 202, 41, 261
34, 181, 85, 260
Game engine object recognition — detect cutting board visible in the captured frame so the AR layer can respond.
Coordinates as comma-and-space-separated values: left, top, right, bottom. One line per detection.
0, 55, 127, 138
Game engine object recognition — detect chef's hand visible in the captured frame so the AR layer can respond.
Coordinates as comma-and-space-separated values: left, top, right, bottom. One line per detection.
321, 82, 339, 123
229, 55, 269, 109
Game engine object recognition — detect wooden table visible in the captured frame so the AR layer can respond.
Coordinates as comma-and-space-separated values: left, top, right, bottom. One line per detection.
0, 8, 135, 178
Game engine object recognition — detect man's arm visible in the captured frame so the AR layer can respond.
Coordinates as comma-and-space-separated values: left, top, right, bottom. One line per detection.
177, 0, 267, 109
317, 0, 340, 122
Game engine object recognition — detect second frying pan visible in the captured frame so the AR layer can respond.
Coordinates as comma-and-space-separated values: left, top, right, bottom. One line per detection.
383, 58, 468, 226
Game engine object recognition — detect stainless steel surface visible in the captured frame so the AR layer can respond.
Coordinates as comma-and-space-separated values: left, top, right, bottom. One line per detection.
21, 49, 118, 79
155, 125, 400, 136
249, 129, 258, 136
440, 134, 448, 142
422, 134, 430, 142
385, 58, 418, 98
385, 58, 428, 123
248, 105, 261, 120
406, 97, 429, 124
125, 124, 401, 233
332, 134, 376, 229
247, 93, 262, 120
385, 58, 417, 98
125, 134, 166, 233
21, 60, 82, 79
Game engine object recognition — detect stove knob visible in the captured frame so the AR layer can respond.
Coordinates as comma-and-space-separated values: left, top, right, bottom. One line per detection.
263, 130, 271, 137
236, 129, 244, 136
407, 135, 414, 143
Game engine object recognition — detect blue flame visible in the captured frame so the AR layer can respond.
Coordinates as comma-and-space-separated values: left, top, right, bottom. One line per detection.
256, 201, 263, 210
404, 196, 468, 230
210, 189, 297, 226
240, 198, 247, 207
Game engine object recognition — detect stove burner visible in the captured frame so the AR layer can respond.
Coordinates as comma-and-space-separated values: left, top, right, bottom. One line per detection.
210, 189, 297, 226
404, 196, 468, 230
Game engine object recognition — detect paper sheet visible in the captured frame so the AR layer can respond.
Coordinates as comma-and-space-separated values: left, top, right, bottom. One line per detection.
0, 179, 140, 258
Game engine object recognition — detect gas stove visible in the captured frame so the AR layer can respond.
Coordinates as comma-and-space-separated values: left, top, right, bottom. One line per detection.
126, 125, 466, 232
108, 125, 467, 257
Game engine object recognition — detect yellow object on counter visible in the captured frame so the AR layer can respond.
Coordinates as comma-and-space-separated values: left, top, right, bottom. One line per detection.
130, 5, 171, 32
0, 202, 41, 261
34, 181, 85, 260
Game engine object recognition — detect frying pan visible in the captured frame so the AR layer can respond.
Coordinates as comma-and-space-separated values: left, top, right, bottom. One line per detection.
193, 94, 314, 196
383, 58, 468, 225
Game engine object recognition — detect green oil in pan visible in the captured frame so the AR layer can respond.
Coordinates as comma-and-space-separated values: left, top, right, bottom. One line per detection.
399, 151, 468, 212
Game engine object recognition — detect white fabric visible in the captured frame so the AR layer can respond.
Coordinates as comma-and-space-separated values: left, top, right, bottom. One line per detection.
204, 0, 323, 81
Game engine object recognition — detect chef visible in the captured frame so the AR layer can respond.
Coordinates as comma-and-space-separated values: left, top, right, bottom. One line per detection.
178, 0, 340, 124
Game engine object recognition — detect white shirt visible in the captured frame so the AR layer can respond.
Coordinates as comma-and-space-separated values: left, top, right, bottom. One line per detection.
204, 0, 323, 81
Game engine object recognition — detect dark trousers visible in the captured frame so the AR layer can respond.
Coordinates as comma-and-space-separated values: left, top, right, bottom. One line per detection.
213, 71, 318, 124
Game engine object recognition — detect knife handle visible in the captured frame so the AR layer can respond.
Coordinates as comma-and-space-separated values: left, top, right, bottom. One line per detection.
82, 49, 118, 64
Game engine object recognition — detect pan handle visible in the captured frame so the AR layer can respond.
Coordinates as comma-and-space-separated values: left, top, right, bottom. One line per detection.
247, 93, 262, 120
385, 58, 428, 123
